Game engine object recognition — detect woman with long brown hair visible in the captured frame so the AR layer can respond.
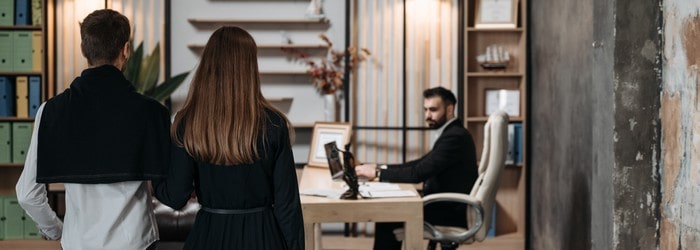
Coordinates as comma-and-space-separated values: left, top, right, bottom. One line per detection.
153, 26, 303, 249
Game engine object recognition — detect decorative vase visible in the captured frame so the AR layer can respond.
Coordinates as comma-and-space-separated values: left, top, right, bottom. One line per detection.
323, 93, 338, 121
305, 0, 325, 19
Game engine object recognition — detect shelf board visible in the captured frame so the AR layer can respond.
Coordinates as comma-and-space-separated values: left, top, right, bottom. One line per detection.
466, 116, 524, 122
260, 70, 308, 76
188, 18, 328, 26
293, 123, 314, 129
466, 72, 523, 77
0, 163, 23, 168
467, 27, 523, 32
0, 71, 43, 76
0, 117, 34, 122
188, 44, 329, 51
0, 25, 42, 31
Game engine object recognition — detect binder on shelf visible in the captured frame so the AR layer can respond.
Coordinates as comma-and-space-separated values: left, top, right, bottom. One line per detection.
0, 196, 4, 239
28, 75, 39, 117
14, 0, 30, 25
15, 75, 28, 117
0, 0, 14, 26
31, 0, 40, 26
11, 122, 31, 163
23, 211, 41, 239
0, 76, 14, 116
513, 123, 523, 164
31, 31, 41, 72
505, 123, 515, 165
0, 122, 10, 163
3, 196, 24, 239
12, 31, 33, 72
487, 205, 496, 237
0, 31, 13, 72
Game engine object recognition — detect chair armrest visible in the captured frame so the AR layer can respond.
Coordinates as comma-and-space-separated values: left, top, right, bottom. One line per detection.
421, 193, 484, 242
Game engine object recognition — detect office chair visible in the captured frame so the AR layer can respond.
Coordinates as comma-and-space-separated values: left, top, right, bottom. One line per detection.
394, 110, 509, 250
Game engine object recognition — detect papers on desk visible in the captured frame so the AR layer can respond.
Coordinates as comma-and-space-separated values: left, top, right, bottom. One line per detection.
359, 183, 417, 198
300, 183, 417, 199
300, 188, 345, 199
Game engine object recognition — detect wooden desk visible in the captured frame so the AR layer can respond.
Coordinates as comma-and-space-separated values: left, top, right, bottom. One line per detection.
299, 167, 424, 250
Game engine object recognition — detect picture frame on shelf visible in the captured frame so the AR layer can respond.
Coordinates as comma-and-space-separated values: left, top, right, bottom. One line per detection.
474, 0, 519, 29
484, 88, 520, 116
307, 122, 352, 168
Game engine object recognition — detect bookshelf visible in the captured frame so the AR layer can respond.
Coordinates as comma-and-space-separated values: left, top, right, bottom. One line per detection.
0, 0, 51, 199
460, 0, 527, 244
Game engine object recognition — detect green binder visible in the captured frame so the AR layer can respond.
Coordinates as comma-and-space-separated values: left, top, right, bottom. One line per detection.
11, 122, 32, 163
0, 122, 10, 163
3, 197, 24, 239
0, 31, 12, 72
23, 212, 40, 239
0, 196, 4, 240
0, 0, 13, 26
12, 31, 33, 72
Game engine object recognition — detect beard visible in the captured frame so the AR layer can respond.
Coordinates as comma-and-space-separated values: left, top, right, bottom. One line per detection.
426, 116, 447, 129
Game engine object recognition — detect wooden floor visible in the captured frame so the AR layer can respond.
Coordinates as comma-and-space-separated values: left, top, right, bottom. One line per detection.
0, 233, 523, 250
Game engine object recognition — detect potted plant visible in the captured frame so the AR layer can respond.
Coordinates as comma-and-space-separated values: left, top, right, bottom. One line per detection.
124, 41, 189, 103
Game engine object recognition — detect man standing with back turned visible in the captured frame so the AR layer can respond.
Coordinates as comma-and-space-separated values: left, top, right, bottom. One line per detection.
356, 86, 478, 250
16, 9, 170, 249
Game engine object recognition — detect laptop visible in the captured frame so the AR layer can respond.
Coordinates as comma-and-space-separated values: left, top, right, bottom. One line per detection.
324, 141, 345, 181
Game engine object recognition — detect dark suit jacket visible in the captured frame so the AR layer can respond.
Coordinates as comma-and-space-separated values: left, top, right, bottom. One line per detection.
379, 119, 478, 227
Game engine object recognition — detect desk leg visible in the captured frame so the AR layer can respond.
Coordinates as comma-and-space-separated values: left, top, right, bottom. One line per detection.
404, 215, 423, 250
304, 223, 315, 250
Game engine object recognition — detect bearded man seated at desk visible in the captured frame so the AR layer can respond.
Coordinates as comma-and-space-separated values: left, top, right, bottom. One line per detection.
355, 86, 478, 250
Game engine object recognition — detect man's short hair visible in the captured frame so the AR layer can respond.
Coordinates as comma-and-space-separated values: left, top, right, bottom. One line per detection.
80, 9, 130, 66
423, 86, 457, 106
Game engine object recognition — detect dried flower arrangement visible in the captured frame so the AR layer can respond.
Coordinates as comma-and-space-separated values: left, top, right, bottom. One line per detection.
282, 34, 371, 95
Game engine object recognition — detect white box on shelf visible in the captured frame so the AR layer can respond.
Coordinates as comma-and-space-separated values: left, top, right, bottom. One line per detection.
485, 89, 520, 116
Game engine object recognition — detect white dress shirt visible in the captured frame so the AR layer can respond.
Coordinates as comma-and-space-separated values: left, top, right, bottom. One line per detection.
16, 103, 159, 250
430, 117, 458, 149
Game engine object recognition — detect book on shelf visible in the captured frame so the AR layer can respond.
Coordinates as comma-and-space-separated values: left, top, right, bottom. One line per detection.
28, 76, 40, 117
14, 0, 30, 26
0, 31, 12, 72
0, 0, 14, 26
11, 122, 31, 163
506, 122, 523, 165
15, 75, 28, 118
12, 31, 33, 72
0, 76, 13, 116
0, 122, 10, 163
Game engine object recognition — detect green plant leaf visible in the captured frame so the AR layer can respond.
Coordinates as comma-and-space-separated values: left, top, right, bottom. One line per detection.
124, 42, 143, 85
137, 43, 160, 94
151, 72, 189, 102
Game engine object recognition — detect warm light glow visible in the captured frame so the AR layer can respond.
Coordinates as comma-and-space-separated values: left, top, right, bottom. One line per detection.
74, 0, 106, 22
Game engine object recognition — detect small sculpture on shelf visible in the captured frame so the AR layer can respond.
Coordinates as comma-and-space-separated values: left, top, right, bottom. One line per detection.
476, 45, 511, 70
305, 0, 325, 19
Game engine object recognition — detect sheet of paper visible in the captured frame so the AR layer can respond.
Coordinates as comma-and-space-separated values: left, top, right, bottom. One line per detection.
360, 190, 417, 198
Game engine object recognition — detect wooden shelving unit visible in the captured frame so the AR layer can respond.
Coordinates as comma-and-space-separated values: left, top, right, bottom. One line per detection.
461, 0, 527, 245
0, 0, 51, 198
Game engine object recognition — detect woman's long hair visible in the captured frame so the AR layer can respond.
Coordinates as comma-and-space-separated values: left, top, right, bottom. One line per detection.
172, 26, 292, 165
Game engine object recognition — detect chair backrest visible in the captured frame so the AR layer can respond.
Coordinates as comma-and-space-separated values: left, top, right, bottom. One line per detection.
468, 110, 509, 241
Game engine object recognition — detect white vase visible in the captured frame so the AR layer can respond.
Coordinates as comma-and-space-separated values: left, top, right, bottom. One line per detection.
323, 93, 337, 121
305, 0, 325, 19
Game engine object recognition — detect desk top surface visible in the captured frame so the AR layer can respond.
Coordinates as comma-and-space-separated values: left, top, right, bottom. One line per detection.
298, 166, 422, 205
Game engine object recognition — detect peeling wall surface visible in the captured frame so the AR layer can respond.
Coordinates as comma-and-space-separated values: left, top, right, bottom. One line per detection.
611, 0, 662, 248
661, 1, 700, 249
531, 0, 662, 249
